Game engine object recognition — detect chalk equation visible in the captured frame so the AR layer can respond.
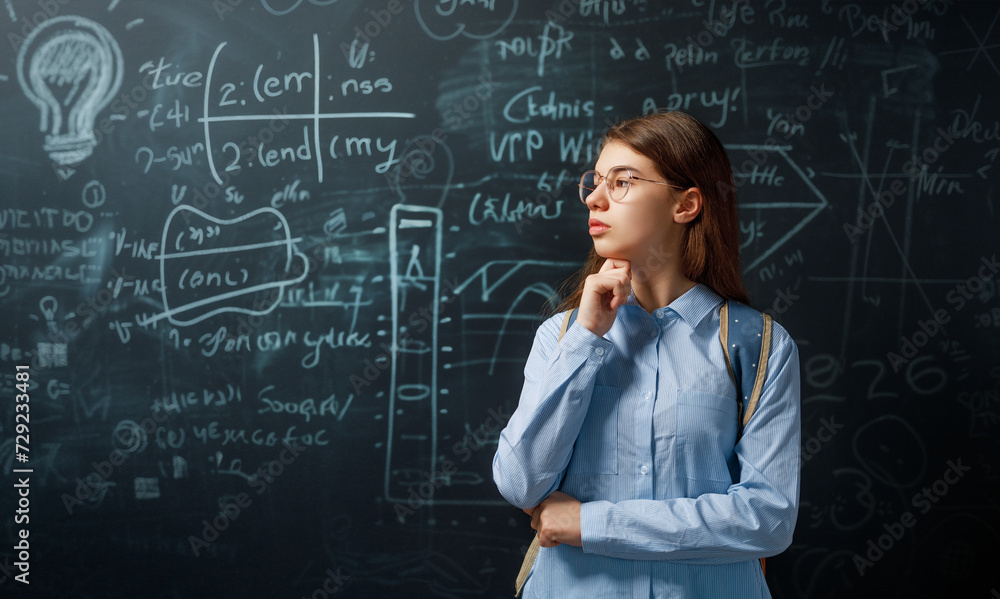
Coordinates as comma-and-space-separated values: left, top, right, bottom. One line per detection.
200, 34, 415, 185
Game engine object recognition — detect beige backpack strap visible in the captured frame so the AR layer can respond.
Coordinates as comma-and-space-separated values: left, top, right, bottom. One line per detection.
557, 308, 573, 341
719, 301, 738, 391
742, 313, 772, 426
515, 309, 575, 596
515, 535, 540, 597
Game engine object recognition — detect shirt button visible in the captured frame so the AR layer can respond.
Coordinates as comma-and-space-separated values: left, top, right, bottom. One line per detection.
595, 347, 605, 357
644, 391, 652, 400
648, 328, 657, 339
640, 465, 649, 475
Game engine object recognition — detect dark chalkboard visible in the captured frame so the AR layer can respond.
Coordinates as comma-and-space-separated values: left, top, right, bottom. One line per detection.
1, 1, 998, 597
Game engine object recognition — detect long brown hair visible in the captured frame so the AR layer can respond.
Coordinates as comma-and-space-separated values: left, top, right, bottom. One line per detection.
552, 111, 749, 315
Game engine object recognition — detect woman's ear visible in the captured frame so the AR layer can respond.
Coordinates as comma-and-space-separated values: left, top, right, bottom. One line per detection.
673, 187, 703, 224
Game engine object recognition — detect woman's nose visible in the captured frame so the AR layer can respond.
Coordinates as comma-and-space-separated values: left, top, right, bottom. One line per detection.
585, 183, 609, 210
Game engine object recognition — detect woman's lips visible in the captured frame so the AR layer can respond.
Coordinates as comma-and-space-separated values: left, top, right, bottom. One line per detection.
589, 218, 609, 235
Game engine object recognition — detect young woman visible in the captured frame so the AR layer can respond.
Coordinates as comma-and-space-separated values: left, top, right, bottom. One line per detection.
492, 111, 801, 598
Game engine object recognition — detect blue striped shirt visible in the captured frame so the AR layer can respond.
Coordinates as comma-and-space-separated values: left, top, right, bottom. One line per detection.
493, 283, 801, 598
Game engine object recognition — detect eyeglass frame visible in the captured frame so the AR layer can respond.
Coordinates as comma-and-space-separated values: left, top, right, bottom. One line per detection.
578, 166, 686, 204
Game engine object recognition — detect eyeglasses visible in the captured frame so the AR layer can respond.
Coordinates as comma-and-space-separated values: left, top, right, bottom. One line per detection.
578, 166, 681, 204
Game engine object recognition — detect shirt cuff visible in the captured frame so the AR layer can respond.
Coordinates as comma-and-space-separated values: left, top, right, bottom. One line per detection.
556, 321, 613, 361
579, 499, 612, 554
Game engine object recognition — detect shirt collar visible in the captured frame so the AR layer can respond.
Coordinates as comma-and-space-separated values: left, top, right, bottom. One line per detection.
624, 283, 724, 328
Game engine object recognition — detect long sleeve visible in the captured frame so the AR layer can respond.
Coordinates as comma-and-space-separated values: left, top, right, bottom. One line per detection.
492, 316, 613, 510
579, 326, 801, 563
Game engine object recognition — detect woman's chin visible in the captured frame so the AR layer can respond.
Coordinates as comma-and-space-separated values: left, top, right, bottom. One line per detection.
592, 241, 628, 261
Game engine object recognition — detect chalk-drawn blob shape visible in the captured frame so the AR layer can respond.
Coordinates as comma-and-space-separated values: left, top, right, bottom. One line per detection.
151, 206, 308, 327
852, 414, 927, 488
414, 0, 518, 41
16, 16, 123, 168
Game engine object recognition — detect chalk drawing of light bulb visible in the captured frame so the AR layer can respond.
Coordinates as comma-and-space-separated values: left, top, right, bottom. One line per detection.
16, 16, 123, 167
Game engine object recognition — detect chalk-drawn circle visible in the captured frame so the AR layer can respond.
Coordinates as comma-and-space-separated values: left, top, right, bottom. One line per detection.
397, 384, 431, 401
82, 180, 106, 208
852, 415, 927, 488
400, 147, 435, 180
112, 419, 147, 454
905, 356, 947, 396
804, 353, 842, 388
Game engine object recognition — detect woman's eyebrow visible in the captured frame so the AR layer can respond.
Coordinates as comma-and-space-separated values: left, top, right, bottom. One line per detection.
615, 163, 646, 176
594, 163, 648, 177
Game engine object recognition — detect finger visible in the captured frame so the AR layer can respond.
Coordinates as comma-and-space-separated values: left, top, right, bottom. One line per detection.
610, 277, 631, 309
599, 257, 631, 274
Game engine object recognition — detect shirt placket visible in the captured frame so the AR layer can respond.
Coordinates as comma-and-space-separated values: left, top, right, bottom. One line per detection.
634, 315, 661, 500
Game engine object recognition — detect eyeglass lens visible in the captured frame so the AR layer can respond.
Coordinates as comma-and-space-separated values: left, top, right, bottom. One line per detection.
579, 168, 631, 203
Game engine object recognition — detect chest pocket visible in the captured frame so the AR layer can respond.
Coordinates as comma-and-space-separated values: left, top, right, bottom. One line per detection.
675, 389, 738, 484
566, 385, 620, 475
